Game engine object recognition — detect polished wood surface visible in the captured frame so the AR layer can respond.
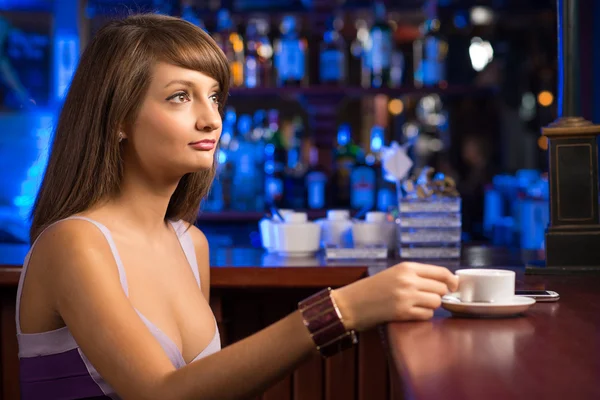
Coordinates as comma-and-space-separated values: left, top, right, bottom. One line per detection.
381, 266, 600, 400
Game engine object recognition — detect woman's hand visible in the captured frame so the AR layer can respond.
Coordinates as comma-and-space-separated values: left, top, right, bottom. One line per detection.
332, 262, 459, 332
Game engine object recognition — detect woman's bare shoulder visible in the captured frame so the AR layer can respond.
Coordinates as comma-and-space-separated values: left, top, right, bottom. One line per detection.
186, 224, 209, 249
29, 218, 116, 275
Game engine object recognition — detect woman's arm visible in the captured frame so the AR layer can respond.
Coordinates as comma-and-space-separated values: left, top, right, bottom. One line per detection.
40, 219, 457, 400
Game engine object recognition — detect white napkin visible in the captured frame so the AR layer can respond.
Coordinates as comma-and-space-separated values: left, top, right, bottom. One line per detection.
381, 141, 413, 181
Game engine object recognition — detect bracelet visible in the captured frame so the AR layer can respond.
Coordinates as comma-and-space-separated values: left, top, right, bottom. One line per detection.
298, 287, 358, 358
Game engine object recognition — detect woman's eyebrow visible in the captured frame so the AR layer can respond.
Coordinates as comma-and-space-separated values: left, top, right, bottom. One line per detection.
164, 80, 220, 92
164, 79, 195, 89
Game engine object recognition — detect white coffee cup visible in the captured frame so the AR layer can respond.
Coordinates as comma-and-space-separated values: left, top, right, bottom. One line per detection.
455, 269, 515, 303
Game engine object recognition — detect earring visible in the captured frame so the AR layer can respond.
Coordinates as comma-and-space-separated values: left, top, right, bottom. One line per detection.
118, 132, 124, 143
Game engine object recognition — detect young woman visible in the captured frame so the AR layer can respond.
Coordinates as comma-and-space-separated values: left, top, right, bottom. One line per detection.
16, 14, 458, 400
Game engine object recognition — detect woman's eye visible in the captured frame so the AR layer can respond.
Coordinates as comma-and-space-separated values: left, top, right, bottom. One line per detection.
168, 92, 190, 103
209, 94, 220, 105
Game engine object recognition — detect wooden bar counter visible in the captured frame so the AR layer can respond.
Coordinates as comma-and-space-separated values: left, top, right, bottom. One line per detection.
379, 260, 600, 400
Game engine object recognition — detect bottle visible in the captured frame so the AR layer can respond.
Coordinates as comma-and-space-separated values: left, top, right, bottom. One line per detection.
219, 107, 237, 209
350, 152, 377, 211
213, 9, 244, 87
333, 124, 361, 207
351, 19, 370, 88
367, 126, 397, 212
205, 108, 236, 211
368, 1, 394, 88
264, 110, 287, 208
282, 117, 305, 209
204, 156, 225, 211
305, 145, 328, 210
283, 117, 308, 209
274, 15, 308, 87
250, 110, 267, 210
244, 18, 273, 88
351, 126, 383, 212
390, 49, 405, 87
284, 146, 306, 209
231, 114, 258, 210
319, 16, 347, 85
413, 0, 448, 87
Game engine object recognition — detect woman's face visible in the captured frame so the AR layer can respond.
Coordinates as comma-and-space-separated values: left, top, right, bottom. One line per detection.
126, 62, 222, 180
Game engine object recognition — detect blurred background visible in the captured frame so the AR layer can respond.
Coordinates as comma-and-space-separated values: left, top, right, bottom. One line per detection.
0, 0, 596, 252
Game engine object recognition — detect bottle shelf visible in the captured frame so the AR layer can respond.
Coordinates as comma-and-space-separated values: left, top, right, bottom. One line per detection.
228, 85, 497, 99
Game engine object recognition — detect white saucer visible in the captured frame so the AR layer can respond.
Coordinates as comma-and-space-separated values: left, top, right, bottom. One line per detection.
441, 294, 536, 318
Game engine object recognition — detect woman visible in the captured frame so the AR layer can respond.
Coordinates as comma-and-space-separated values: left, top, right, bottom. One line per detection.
16, 14, 458, 400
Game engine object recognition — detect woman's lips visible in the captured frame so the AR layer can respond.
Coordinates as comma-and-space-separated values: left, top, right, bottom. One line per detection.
189, 139, 216, 151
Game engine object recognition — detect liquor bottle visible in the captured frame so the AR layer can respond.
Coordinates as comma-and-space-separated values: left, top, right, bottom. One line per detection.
244, 18, 273, 88
250, 110, 267, 210
231, 114, 260, 210
305, 145, 328, 210
274, 15, 308, 87
350, 152, 377, 211
350, 19, 370, 88
319, 16, 347, 85
213, 9, 244, 87
390, 49, 405, 88
220, 107, 237, 209
264, 110, 287, 208
333, 124, 362, 207
205, 109, 235, 211
413, 0, 448, 87
204, 156, 225, 211
367, 126, 397, 211
283, 117, 307, 209
349, 125, 385, 211
368, 1, 394, 88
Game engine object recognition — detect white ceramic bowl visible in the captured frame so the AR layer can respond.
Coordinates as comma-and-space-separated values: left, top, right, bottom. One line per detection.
273, 213, 321, 257
259, 209, 294, 252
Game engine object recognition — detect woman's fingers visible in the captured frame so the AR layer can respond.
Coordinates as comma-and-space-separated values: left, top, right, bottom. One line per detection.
408, 306, 435, 321
406, 262, 459, 292
415, 277, 451, 297
413, 291, 443, 310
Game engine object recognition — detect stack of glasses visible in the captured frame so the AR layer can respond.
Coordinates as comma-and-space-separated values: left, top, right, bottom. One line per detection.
396, 168, 462, 259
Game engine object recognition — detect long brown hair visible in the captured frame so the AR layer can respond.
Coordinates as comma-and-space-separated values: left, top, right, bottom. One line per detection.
30, 13, 230, 241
